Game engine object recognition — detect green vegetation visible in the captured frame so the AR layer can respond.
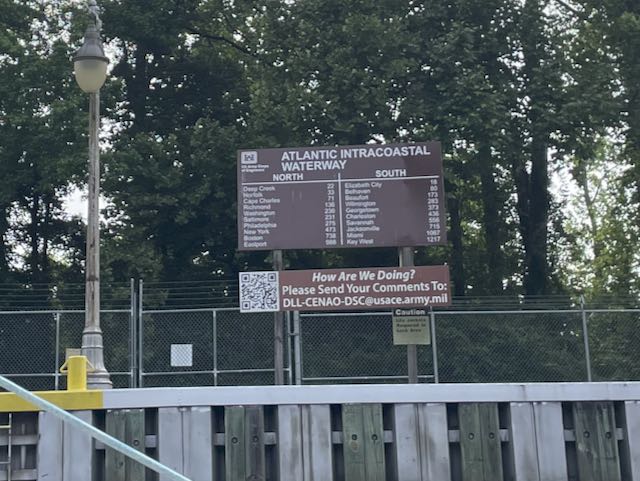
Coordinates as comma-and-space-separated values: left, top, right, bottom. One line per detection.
0, 0, 638, 302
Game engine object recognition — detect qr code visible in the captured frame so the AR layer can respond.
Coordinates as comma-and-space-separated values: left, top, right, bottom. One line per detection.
239, 271, 280, 312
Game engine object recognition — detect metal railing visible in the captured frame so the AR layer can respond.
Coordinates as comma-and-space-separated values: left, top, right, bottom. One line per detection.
1, 300, 639, 388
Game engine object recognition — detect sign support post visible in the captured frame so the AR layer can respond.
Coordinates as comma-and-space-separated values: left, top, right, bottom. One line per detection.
430, 307, 439, 383
273, 249, 285, 385
399, 247, 418, 383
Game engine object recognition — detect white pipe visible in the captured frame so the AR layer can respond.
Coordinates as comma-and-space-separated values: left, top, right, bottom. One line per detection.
0, 376, 191, 481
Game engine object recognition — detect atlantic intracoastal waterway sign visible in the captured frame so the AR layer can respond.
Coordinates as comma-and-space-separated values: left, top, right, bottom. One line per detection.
237, 142, 446, 250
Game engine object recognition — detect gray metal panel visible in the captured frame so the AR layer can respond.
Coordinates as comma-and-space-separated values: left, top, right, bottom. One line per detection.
182, 407, 213, 481
509, 402, 541, 481
158, 407, 184, 481
623, 400, 640, 481
418, 403, 451, 481
533, 402, 568, 481
62, 410, 93, 481
302, 405, 333, 481
393, 404, 421, 480
37, 411, 63, 481
278, 405, 303, 481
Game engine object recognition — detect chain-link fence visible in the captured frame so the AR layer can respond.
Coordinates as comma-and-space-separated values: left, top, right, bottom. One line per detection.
140, 309, 290, 387
2, 306, 639, 389
0, 310, 132, 390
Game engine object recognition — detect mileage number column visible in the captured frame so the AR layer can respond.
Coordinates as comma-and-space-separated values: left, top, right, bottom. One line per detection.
324, 181, 339, 246
426, 178, 442, 243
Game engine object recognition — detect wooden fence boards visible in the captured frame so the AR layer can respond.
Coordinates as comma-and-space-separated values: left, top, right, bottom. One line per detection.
37, 411, 63, 481
105, 409, 145, 481
533, 402, 567, 481
158, 406, 213, 481
302, 405, 333, 481
245, 406, 266, 481
26, 394, 640, 481
224, 406, 265, 481
509, 402, 567, 481
623, 400, 640, 481
418, 403, 451, 481
573, 401, 621, 481
393, 403, 451, 481
459, 403, 503, 481
278, 405, 303, 481
278, 404, 333, 481
342, 404, 385, 481
62, 410, 93, 481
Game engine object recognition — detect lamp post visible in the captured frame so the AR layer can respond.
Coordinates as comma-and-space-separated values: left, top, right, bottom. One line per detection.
73, 0, 111, 389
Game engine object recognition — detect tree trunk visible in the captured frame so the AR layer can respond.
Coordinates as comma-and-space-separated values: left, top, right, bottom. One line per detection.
525, 136, 549, 296
29, 194, 41, 283
446, 180, 466, 297
478, 143, 504, 293
0, 205, 10, 281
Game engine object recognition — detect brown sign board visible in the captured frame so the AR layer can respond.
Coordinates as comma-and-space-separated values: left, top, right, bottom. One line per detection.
237, 142, 446, 250
239, 265, 451, 313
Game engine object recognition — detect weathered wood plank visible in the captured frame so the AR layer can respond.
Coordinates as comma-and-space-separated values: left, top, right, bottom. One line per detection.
342, 404, 385, 481
622, 400, 640, 481
37, 411, 63, 481
459, 403, 502, 481
278, 405, 303, 481
393, 403, 451, 481
182, 407, 213, 481
393, 404, 421, 480
158, 407, 184, 481
509, 402, 541, 481
158, 407, 213, 481
226, 406, 246, 481
418, 403, 451, 481
124, 409, 145, 481
302, 404, 333, 481
573, 401, 621, 481
533, 402, 567, 481
343, 404, 366, 481
362, 404, 385, 481
105, 409, 145, 481
62, 410, 93, 481
245, 406, 265, 481
105, 410, 127, 481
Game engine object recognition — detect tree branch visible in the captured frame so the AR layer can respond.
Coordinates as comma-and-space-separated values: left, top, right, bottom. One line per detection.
551, 0, 589, 20
186, 27, 257, 58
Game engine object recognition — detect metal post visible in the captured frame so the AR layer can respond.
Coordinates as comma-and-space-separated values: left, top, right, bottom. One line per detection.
286, 312, 293, 385
130, 278, 136, 388
212, 309, 218, 386
581, 296, 593, 382
54, 313, 60, 391
82, 90, 111, 389
430, 308, 439, 383
293, 311, 303, 385
138, 279, 144, 388
273, 250, 285, 385
399, 247, 418, 383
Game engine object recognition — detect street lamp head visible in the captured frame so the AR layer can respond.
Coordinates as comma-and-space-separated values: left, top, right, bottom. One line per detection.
73, 24, 109, 93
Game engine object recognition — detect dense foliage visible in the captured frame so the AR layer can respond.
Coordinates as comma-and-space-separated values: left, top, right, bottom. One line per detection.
1, 0, 638, 301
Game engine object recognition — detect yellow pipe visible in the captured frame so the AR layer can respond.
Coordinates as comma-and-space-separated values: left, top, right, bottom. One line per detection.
59, 355, 94, 391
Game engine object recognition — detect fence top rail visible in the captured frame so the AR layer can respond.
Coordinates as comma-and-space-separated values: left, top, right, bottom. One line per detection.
300, 309, 640, 317
102, 382, 640, 409
142, 307, 248, 314
136, 307, 640, 316
0, 309, 130, 315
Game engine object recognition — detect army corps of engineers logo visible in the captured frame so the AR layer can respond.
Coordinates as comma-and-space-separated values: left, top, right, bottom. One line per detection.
241, 151, 258, 165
